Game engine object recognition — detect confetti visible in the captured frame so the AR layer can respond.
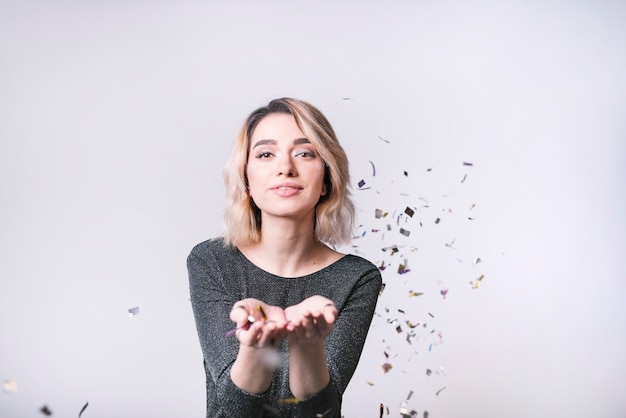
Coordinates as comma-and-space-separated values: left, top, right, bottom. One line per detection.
366, 381, 375, 386
369, 160, 376, 176
463, 161, 473, 166
440, 289, 449, 300
397, 262, 411, 275
263, 404, 281, 416
473, 257, 482, 265
257, 305, 267, 321
2, 380, 17, 394
399, 228, 411, 237
434, 218, 440, 224
378, 135, 390, 143
78, 402, 89, 418
408, 291, 423, 297
382, 363, 393, 373
128, 306, 140, 317
224, 314, 256, 336
426, 369, 432, 376
404, 207, 415, 217
278, 398, 299, 404
40, 405, 52, 416
380, 403, 384, 418
358, 179, 366, 188
436, 387, 447, 397
470, 274, 485, 289
379, 283, 386, 295
315, 408, 332, 417
375, 209, 388, 219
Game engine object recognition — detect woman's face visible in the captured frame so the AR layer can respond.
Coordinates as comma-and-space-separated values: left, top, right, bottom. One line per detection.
246, 113, 327, 223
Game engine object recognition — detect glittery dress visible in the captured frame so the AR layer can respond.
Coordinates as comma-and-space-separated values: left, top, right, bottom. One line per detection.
187, 237, 382, 418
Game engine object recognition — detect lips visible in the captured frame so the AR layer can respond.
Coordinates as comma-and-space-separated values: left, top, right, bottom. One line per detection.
271, 183, 303, 191
271, 183, 303, 197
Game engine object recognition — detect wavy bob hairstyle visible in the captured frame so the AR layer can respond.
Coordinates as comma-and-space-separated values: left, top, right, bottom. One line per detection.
222, 98, 355, 247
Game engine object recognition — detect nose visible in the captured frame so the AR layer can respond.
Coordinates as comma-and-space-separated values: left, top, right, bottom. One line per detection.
277, 154, 297, 177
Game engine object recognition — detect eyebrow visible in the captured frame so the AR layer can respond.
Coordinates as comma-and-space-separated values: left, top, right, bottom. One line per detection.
252, 138, 310, 149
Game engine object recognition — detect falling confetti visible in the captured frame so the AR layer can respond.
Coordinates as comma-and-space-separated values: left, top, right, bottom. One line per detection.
378, 135, 390, 143
399, 228, 411, 237
382, 363, 393, 373
78, 402, 89, 418
463, 161, 473, 166
2, 380, 17, 394
470, 274, 485, 289
436, 387, 447, 397
408, 291, 423, 297
128, 306, 140, 317
369, 160, 376, 176
40, 405, 52, 416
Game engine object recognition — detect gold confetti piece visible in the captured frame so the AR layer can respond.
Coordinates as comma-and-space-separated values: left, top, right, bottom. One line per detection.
470, 274, 485, 289
405, 320, 419, 328
375, 209, 386, 218
382, 363, 392, 373
366, 381, 375, 386
2, 380, 17, 394
257, 305, 267, 321
278, 398, 299, 404
408, 291, 424, 297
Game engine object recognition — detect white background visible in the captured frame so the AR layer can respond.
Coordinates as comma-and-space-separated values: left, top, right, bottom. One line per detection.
1, 1, 625, 417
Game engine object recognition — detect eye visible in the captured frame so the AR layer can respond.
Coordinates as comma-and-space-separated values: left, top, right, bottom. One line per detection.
295, 150, 317, 158
255, 151, 273, 159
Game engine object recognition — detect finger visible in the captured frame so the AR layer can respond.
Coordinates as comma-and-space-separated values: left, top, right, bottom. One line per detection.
230, 304, 250, 323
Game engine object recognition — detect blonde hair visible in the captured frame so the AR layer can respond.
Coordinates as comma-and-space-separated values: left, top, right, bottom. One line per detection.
222, 98, 355, 247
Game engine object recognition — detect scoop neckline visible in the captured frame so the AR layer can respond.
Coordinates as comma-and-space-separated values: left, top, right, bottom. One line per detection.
232, 245, 350, 280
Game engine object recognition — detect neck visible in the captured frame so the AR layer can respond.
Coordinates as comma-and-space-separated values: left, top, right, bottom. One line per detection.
243, 214, 329, 277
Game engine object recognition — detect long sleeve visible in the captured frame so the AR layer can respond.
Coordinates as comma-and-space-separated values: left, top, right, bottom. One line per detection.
188, 247, 270, 418
289, 264, 382, 417
187, 238, 382, 418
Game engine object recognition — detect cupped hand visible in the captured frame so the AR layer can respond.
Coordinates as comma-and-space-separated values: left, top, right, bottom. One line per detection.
230, 299, 288, 348
284, 295, 338, 344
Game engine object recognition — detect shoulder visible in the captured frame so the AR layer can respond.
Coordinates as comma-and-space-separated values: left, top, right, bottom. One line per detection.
341, 253, 378, 270
188, 237, 238, 263
336, 254, 382, 282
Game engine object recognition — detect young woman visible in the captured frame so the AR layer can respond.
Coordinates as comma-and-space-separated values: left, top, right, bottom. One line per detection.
188, 98, 381, 417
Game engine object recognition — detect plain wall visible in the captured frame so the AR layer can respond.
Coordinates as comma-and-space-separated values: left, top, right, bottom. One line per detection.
1, 1, 625, 417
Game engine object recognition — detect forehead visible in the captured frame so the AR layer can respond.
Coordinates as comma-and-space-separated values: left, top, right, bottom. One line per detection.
250, 113, 305, 140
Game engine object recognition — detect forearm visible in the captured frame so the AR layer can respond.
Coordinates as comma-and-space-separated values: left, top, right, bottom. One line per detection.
231, 345, 275, 394
288, 340, 330, 400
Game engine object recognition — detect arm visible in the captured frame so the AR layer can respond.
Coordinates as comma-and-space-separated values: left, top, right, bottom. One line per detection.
229, 300, 288, 394
284, 265, 382, 416
188, 247, 284, 417
284, 297, 338, 400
